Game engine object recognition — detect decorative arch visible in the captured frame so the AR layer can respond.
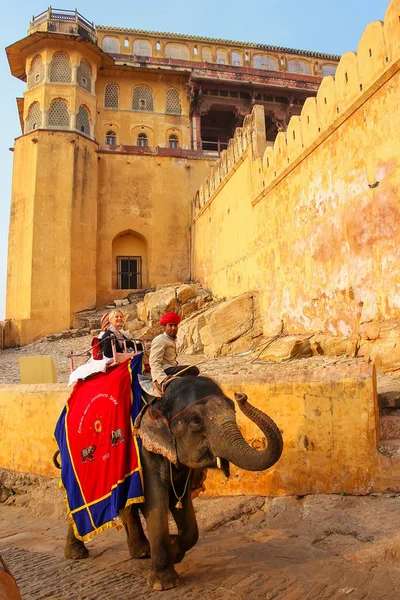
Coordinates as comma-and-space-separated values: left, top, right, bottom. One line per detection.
253, 54, 277, 71
287, 59, 312, 75
50, 52, 72, 83
48, 98, 69, 129
27, 55, 44, 89
112, 230, 148, 290
104, 82, 119, 108
165, 43, 190, 60
166, 127, 181, 148
102, 36, 120, 53
131, 125, 154, 146
25, 102, 42, 133
132, 86, 154, 112
133, 39, 152, 57
165, 88, 181, 114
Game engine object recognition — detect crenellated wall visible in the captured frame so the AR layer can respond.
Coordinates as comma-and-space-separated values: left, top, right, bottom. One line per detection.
191, 0, 400, 350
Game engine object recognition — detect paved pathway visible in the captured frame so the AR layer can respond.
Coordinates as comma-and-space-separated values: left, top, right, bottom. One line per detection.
2, 494, 400, 599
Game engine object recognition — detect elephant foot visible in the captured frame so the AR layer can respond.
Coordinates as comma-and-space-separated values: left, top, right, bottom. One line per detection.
64, 540, 89, 560
147, 568, 180, 591
128, 539, 150, 559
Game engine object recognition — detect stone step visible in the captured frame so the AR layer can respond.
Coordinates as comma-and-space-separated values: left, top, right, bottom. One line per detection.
380, 412, 400, 440
378, 390, 400, 410
377, 438, 400, 460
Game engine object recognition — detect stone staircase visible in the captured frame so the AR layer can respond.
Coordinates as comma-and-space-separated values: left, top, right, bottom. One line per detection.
73, 290, 148, 330
377, 390, 400, 459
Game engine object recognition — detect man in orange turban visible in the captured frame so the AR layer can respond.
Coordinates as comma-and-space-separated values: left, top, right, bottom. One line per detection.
150, 312, 199, 394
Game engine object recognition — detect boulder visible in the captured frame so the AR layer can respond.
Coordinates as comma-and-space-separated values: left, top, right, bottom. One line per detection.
181, 299, 199, 319
200, 293, 257, 358
309, 335, 358, 358
257, 335, 312, 362
125, 318, 146, 334
176, 284, 197, 304
177, 314, 207, 355
142, 287, 177, 322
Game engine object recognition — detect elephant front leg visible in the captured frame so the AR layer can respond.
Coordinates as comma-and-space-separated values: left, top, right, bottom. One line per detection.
121, 504, 150, 559
169, 489, 199, 564
64, 525, 89, 559
142, 487, 179, 590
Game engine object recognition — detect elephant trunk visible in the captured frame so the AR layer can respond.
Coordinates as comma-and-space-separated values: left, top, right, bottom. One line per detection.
209, 393, 283, 472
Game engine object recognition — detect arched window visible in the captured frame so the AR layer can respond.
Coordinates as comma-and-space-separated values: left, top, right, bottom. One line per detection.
48, 98, 69, 129
165, 88, 181, 114
287, 60, 312, 75
133, 40, 152, 57
102, 36, 120, 53
50, 52, 72, 83
76, 106, 90, 136
202, 47, 212, 62
105, 130, 117, 145
322, 64, 337, 77
231, 52, 242, 66
124, 38, 129, 48
132, 86, 154, 112
216, 49, 227, 65
168, 135, 179, 149
137, 132, 148, 147
26, 102, 42, 133
253, 55, 277, 71
165, 43, 190, 60
104, 82, 119, 108
27, 55, 44, 89
77, 59, 92, 92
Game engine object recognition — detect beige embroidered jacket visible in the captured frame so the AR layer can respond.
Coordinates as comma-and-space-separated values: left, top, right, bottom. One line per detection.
149, 332, 178, 383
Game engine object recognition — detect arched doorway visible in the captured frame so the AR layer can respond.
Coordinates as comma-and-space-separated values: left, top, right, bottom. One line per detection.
112, 231, 148, 290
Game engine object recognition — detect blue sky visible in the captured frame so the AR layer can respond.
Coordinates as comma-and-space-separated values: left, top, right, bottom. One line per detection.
0, 0, 390, 320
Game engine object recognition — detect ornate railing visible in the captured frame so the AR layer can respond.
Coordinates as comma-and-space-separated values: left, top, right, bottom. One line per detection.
30, 7, 96, 36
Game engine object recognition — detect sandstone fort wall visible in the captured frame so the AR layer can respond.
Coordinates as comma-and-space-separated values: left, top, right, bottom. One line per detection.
192, 0, 400, 352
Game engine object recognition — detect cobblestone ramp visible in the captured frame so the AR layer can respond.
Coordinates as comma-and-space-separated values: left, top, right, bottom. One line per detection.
1, 547, 149, 600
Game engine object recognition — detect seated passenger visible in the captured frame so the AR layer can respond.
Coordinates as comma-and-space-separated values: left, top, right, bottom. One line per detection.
100, 309, 139, 359
150, 312, 199, 395
91, 312, 110, 360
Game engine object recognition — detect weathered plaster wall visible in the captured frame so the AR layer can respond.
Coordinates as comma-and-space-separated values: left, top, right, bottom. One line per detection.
96, 154, 212, 306
6, 131, 98, 345
192, 0, 400, 344
0, 364, 387, 496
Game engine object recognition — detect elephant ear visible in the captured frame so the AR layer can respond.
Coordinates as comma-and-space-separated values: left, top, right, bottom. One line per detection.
135, 405, 178, 466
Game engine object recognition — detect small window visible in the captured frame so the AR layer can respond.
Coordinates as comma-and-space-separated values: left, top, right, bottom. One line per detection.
117, 256, 142, 289
168, 135, 179, 149
124, 38, 129, 48
106, 130, 116, 145
137, 132, 148, 147
35, 73, 40, 82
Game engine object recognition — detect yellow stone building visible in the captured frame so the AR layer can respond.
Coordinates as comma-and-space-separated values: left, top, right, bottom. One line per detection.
5, 8, 339, 346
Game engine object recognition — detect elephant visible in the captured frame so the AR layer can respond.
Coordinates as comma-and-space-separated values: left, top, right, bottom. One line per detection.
80, 445, 96, 463
63, 375, 283, 591
110, 428, 125, 446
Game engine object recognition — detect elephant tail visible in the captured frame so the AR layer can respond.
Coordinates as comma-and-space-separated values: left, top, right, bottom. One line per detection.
53, 450, 61, 469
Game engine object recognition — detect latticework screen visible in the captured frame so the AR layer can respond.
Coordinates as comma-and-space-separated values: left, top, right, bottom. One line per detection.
77, 60, 92, 92
48, 99, 70, 129
216, 49, 228, 65
26, 102, 42, 133
132, 86, 154, 112
322, 65, 337, 77
27, 55, 44, 89
104, 83, 119, 108
165, 88, 181, 114
76, 106, 90, 136
102, 37, 120, 53
50, 52, 72, 83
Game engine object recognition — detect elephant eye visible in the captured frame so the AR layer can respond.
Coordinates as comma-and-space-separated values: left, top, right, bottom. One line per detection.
189, 414, 202, 428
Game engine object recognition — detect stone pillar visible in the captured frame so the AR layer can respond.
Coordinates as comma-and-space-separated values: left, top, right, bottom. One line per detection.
44, 61, 51, 83
42, 110, 48, 129
70, 112, 76, 131
71, 65, 77, 84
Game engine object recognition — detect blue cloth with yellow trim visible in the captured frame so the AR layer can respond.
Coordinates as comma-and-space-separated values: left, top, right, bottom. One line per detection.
54, 354, 144, 541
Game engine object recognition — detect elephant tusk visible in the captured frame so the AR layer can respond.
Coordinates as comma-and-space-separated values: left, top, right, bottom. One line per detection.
216, 457, 222, 469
